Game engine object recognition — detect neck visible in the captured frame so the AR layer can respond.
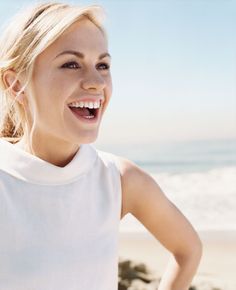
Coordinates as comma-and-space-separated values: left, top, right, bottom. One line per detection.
15, 133, 81, 167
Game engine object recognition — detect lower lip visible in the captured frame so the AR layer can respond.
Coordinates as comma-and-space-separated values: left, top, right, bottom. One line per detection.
69, 107, 101, 124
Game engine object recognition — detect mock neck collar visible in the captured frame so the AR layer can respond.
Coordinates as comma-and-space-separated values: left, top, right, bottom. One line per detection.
0, 138, 97, 185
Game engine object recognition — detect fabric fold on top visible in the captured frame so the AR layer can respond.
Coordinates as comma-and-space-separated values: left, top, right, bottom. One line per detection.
0, 138, 98, 185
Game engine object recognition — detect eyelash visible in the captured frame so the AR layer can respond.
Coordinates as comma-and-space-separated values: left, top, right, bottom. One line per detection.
61, 61, 110, 70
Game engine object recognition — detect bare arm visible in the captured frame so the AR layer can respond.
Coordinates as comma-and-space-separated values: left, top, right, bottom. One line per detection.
118, 157, 203, 290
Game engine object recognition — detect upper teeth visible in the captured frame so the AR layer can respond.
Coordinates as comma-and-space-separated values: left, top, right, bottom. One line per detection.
68, 100, 101, 109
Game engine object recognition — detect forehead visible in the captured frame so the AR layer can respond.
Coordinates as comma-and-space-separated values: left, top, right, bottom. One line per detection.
39, 18, 108, 60
59, 17, 107, 47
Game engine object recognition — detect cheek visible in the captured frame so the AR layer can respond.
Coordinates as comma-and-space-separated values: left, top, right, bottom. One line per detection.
102, 80, 112, 114
50, 74, 82, 106
32, 73, 75, 107
105, 76, 112, 100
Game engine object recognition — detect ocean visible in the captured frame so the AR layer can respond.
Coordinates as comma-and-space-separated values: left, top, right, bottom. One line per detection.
96, 139, 236, 232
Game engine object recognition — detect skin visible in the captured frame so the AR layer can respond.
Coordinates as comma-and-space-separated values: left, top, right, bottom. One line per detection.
4, 17, 202, 290
4, 17, 112, 167
119, 158, 203, 290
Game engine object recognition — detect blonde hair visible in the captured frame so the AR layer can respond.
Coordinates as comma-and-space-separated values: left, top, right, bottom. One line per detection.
0, 1, 106, 143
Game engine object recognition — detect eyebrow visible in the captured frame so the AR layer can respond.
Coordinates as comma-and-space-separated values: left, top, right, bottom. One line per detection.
55, 50, 111, 60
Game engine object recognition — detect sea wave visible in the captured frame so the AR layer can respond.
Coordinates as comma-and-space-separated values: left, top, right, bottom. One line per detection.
120, 166, 236, 232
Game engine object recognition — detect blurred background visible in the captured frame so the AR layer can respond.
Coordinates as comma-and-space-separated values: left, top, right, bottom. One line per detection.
0, 1, 235, 289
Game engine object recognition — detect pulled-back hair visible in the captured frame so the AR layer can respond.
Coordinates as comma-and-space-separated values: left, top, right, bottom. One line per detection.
0, 1, 106, 143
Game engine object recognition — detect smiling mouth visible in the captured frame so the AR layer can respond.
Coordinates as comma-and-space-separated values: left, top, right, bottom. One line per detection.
68, 105, 101, 123
70, 107, 99, 118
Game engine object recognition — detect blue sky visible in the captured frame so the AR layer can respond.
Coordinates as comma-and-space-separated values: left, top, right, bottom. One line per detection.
0, 0, 235, 145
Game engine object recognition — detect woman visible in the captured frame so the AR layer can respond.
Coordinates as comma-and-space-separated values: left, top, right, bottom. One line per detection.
0, 2, 202, 290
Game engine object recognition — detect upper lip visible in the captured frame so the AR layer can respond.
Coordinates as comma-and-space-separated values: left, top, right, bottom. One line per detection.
67, 96, 105, 105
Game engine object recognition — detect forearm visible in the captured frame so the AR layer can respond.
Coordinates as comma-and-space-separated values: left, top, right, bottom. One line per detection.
158, 248, 202, 290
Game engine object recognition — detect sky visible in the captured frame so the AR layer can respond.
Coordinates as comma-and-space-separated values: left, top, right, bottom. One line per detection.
0, 0, 235, 145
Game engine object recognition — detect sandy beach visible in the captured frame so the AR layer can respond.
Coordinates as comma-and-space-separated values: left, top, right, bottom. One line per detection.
118, 230, 236, 290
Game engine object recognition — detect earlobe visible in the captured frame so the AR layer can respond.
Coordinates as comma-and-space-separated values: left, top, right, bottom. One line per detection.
3, 69, 25, 105
15, 93, 25, 105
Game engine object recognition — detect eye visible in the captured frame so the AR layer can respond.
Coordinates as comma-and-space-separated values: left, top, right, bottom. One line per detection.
97, 63, 110, 70
61, 61, 80, 69
61, 61, 110, 70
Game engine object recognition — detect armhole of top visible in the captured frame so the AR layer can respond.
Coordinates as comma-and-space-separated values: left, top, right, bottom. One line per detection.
112, 155, 122, 175
95, 149, 124, 220
111, 154, 123, 220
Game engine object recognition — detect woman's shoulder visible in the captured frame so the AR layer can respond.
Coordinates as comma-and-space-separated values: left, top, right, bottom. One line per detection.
95, 149, 145, 178
94, 147, 155, 188
114, 155, 157, 219
115, 155, 149, 180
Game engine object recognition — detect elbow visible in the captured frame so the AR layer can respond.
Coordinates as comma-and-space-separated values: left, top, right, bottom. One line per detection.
175, 234, 203, 267
189, 236, 203, 265
192, 233, 203, 258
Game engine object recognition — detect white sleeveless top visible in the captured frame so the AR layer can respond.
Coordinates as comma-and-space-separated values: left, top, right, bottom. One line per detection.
0, 138, 122, 290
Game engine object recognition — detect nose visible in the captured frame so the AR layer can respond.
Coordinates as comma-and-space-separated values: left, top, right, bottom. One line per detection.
81, 69, 106, 92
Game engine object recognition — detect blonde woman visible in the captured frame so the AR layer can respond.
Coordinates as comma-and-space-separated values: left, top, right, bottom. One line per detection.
0, 2, 202, 290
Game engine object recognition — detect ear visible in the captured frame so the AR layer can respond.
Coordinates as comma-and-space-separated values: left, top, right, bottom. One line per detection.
3, 69, 26, 105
